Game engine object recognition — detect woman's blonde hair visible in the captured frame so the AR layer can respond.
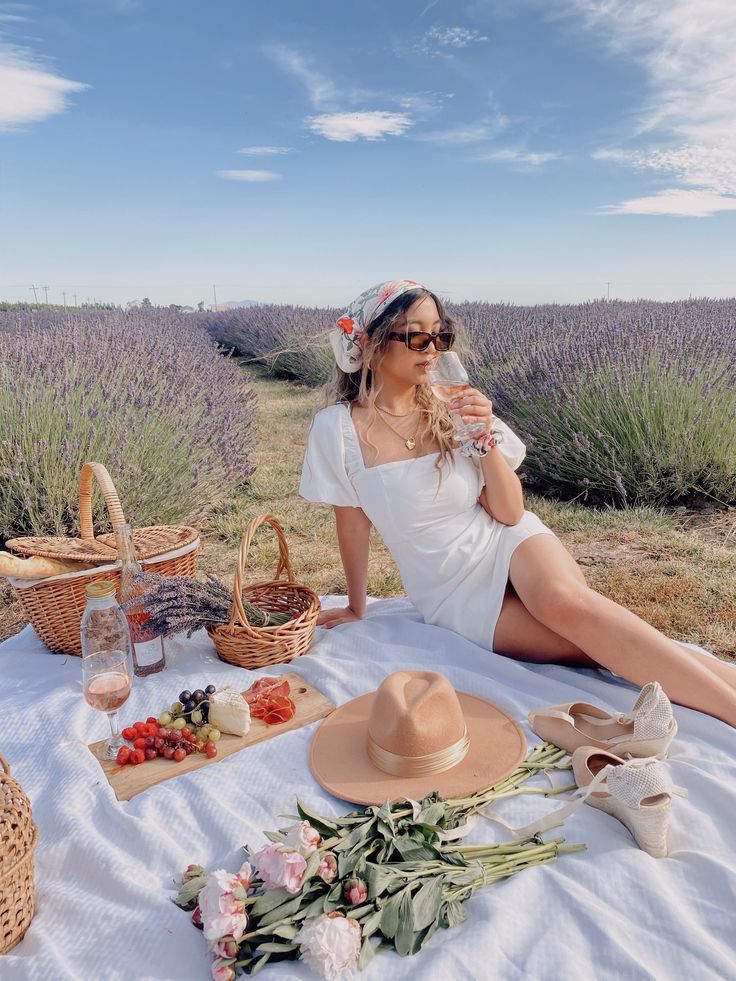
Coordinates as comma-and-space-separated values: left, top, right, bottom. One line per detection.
321, 288, 466, 478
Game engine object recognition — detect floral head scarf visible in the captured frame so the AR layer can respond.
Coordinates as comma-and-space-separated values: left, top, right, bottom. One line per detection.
329, 279, 428, 373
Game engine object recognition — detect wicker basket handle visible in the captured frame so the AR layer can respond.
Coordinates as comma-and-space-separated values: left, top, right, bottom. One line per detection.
229, 514, 294, 629
79, 463, 127, 541
0, 753, 9, 776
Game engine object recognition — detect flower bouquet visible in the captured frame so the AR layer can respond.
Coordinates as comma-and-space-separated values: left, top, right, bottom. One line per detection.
123, 571, 293, 638
173, 742, 584, 979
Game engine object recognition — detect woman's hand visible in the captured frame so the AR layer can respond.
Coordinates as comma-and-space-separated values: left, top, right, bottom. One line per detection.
450, 388, 494, 435
317, 605, 364, 629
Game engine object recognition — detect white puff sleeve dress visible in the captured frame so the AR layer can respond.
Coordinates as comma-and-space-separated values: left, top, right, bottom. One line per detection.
299, 402, 558, 652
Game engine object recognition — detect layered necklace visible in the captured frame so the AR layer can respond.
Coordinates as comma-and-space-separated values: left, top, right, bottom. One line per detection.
375, 402, 420, 451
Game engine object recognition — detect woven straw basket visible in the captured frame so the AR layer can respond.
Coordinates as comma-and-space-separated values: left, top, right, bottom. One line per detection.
208, 514, 320, 670
5, 462, 199, 656
0, 754, 38, 954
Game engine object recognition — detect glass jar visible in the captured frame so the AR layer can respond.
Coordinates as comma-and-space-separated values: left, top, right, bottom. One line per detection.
114, 522, 167, 677
80, 579, 133, 661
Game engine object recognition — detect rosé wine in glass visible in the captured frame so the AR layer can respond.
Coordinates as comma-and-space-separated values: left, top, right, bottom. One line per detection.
429, 352, 486, 441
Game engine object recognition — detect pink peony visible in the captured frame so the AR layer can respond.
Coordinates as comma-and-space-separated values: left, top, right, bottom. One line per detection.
297, 913, 362, 981
211, 960, 236, 981
282, 820, 322, 858
214, 940, 238, 959
317, 853, 338, 884
343, 876, 368, 906
252, 843, 307, 894
198, 868, 249, 944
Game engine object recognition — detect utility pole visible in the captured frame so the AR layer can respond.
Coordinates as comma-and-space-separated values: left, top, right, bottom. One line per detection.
62, 292, 67, 310
43, 285, 49, 304
606, 281, 610, 300
73, 294, 78, 307
30, 285, 38, 304
212, 284, 218, 312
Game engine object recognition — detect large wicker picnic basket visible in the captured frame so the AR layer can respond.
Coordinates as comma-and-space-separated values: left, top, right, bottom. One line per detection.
0, 754, 38, 954
207, 514, 320, 670
4, 462, 199, 656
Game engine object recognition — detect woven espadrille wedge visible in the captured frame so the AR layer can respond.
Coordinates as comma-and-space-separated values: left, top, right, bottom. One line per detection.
570, 748, 688, 858
527, 681, 677, 758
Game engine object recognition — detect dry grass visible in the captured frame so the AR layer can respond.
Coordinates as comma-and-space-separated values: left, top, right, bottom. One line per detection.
2, 368, 734, 661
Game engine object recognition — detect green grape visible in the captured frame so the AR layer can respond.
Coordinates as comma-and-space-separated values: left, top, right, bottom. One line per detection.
208, 728, 221, 742
191, 709, 203, 726
158, 712, 172, 726
171, 701, 183, 714
171, 717, 186, 730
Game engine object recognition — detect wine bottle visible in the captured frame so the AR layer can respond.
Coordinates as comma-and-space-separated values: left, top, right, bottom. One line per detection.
114, 522, 166, 677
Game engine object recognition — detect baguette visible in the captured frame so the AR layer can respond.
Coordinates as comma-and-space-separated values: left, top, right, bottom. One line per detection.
0, 551, 98, 580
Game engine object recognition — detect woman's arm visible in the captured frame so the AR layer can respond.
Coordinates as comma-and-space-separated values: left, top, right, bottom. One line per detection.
478, 448, 525, 525
318, 505, 372, 627
448, 389, 525, 525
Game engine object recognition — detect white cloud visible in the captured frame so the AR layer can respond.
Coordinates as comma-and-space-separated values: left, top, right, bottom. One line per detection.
417, 26, 489, 54
394, 91, 455, 116
216, 169, 282, 182
473, 147, 559, 167
563, 0, 736, 215
417, 115, 508, 145
264, 44, 337, 109
237, 145, 292, 156
307, 111, 413, 142
0, 39, 88, 130
597, 188, 736, 218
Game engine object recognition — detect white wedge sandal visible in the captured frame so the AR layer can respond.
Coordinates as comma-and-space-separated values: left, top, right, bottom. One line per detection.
527, 681, 677, 758
570, 748, 688, 857
484, 748, 688, 858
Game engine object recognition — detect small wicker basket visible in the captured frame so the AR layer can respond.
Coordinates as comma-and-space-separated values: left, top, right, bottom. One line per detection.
208, 514, 320, 670
5, 462, 199, 656
0, 754, 39, 955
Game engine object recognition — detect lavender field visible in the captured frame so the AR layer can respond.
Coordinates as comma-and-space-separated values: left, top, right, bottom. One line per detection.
202, 298, 736, 510
0, 309, 257, 541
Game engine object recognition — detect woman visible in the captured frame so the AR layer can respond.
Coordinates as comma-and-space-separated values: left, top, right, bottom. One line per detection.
299, 279, 736, 729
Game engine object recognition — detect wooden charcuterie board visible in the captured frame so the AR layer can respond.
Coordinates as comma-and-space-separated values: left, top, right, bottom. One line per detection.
88, 672, 334, 801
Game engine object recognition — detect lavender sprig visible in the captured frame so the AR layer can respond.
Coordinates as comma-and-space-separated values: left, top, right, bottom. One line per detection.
122, 571, 291, 638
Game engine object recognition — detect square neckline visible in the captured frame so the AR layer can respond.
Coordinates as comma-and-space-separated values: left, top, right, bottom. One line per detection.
341, 402, 441, 472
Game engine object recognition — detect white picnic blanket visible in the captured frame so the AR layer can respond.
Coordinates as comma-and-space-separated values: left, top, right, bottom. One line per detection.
1, 596, 735, 981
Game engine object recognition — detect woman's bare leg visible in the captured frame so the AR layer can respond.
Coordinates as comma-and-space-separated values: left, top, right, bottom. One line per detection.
507, 534, 736, 728
492, 585, 599, 667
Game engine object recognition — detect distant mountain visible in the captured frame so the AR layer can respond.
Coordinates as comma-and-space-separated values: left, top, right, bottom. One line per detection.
219, 299, 260, 309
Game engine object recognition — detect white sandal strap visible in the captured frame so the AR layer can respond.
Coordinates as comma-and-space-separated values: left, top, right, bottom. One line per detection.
481, 757, 687, 838
481, 765, 613, 837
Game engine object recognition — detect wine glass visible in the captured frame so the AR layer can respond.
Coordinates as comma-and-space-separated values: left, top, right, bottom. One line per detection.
428, 351, 487, 441
83, 649, 133, 760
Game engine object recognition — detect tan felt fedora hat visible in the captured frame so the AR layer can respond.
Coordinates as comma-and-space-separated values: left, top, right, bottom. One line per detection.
309, 670, 527, 805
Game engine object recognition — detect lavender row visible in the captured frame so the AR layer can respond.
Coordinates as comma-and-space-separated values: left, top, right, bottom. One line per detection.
0, 308, 257, 540
197, 304, 336, 386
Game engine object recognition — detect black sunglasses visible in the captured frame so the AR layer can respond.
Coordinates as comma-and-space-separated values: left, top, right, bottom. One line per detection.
387, 330, 455, 352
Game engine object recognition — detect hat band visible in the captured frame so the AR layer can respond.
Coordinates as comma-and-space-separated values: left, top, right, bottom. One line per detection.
366, 728, 470, 777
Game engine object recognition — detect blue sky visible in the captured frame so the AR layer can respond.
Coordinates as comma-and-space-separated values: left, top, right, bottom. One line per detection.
1, 0, 735, 308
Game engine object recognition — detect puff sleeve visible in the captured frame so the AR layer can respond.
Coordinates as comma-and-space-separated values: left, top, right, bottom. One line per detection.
299, 405, 361, 508
493, 417, 527, 471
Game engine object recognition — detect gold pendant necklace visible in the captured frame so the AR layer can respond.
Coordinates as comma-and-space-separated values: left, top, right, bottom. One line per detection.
375, 405, 419, 450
